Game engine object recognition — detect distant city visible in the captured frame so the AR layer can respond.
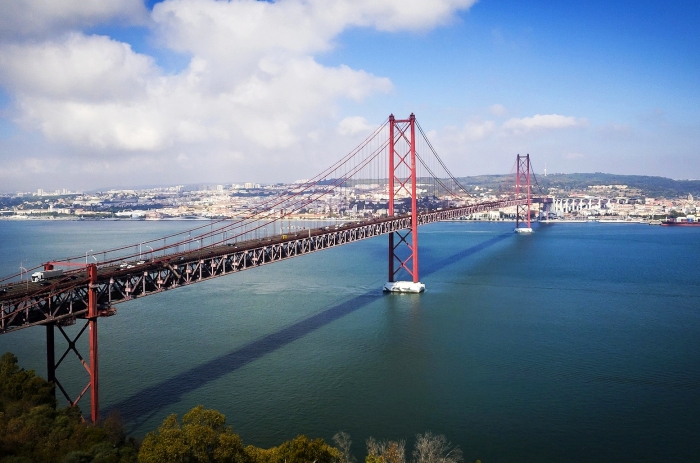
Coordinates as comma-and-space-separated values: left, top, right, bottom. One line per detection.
1, 173, 697, 222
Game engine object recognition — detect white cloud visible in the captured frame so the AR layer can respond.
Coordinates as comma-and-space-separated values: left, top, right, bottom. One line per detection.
489, 103, 507, 116
0, 33, 157, 102
0, 5, 395, 153
335, 0, 478, 32
0, 0, 478, 190
432, 112, 585, 146
0, 0, 148, 40
150, 0, 475, 87
502, 114, 587, 135
337, 116, 375, 135
464, 119, 496, 140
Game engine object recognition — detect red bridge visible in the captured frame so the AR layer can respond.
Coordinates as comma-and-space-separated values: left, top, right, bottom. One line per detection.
0, 114, 550, 423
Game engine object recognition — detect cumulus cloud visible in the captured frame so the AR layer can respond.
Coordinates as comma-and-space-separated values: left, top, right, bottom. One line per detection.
0, 33, 157, 102
0, 0, 412, 154
149, 0, 475, 88
0, 0, 479, 189
0, 0, 148, 40
502, 114, 588, 135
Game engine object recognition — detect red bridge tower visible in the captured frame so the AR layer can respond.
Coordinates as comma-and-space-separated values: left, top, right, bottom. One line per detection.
514, 153, 534, 233
384, 114, 425, 293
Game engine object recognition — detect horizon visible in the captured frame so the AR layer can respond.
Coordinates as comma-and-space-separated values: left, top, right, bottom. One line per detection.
1, 0, 698, 191
3, 171, 700, 197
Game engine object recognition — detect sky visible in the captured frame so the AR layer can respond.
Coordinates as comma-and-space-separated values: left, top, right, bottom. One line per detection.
0, 0, 698, 192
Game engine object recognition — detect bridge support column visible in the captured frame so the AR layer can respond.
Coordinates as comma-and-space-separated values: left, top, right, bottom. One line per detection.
46, 323, 55, 397
515, 154, 533, 234
384, 113, 424, 293
88, 263, 99, 424
49, 263, 100, 423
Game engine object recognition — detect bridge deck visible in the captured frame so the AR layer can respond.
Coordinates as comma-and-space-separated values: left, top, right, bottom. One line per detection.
0, 199, 546, 333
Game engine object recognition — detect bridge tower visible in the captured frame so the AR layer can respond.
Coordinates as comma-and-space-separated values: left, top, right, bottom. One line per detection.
384, 114, 425, 293
514, 153, 533, 233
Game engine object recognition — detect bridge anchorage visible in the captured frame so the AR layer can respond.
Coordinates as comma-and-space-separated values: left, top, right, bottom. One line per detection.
0, 112, 548, 423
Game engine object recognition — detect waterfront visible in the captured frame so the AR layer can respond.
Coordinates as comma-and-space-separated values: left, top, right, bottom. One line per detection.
0, 220, 699, 462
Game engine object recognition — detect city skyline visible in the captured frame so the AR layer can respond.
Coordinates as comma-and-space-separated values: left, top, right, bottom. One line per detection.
0, 0, 698, 193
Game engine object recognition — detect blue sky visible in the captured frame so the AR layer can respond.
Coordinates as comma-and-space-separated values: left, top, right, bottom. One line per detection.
327, 1, 699, 124
0, 0, 698, 192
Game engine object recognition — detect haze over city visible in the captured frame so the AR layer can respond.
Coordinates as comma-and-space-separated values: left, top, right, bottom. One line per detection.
0, 0, 698, 193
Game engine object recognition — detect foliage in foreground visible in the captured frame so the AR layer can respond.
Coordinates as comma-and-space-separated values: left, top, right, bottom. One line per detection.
139, 405, 339, 463
140, 410, 475, 463
361, 432, 468, 463
0, 352, 138, 463
0, 351, 475, 463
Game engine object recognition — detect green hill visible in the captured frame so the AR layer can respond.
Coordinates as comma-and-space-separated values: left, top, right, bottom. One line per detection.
456, 173, 700, 199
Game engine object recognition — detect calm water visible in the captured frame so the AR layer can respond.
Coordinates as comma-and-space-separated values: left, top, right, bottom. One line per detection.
0, 219, 699, 462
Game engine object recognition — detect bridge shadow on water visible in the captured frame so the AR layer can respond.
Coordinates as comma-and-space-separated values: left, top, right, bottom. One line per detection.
106, 231, 512, 429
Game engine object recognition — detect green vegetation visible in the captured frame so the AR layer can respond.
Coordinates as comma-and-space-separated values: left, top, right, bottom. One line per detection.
456, 172, 700, 198
0, 352, 475, 463
0, 352, 138, 463
140, 415, 472, 463
139, 406, 339, 463
536, 173, 700, 198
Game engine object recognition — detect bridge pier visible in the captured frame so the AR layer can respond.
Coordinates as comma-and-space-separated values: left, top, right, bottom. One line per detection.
46, 263, 100, 423
88, 263, 99, 424
46, 323, 55, 393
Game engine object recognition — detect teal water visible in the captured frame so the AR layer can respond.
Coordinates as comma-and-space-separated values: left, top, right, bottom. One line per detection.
0, 220, 699, 462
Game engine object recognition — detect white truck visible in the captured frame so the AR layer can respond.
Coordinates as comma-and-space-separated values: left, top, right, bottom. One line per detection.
31, 269, 63, 282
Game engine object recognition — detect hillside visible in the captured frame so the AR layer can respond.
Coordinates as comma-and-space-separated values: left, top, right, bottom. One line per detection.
456, 173, 700, 199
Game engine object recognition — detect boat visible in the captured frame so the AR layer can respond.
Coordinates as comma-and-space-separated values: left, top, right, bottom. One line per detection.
661, 218, 700, 226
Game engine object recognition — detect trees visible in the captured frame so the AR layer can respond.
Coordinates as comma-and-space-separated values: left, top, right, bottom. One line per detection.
333, 431, 355, 463
362, 433, 465, 463
365, 437, 406, 463
0, 352, 137, 463
412, 432, 462, 463
0, 352, 85, 461
0, 352, 55, 415
139, 406, 340, 463
250, 435, 339, 463
138, 406, 248, 463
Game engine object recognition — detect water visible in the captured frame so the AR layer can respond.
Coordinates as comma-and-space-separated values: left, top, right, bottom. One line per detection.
0, 220, 699, 462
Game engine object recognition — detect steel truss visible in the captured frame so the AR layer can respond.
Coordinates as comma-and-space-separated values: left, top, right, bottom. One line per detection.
0, 201, 541, 333
0, 197, 545, 422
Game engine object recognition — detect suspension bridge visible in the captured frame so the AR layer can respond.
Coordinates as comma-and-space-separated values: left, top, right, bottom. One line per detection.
0, 113, 550, 423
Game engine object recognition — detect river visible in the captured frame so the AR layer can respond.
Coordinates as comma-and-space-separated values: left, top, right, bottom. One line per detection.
0, 219, 698, 462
